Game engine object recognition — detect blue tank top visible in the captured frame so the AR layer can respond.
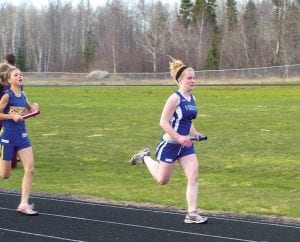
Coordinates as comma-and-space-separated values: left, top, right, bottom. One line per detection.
2, 89, 26, 131
170, 91, 197, 136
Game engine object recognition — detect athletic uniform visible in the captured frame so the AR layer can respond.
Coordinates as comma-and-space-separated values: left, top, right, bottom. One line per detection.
155, 91, 198, 163
0, 89, 31, 161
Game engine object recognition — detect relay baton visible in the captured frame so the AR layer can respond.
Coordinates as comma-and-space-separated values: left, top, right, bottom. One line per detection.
22, 110, 40, 120
190, 135, 207, 141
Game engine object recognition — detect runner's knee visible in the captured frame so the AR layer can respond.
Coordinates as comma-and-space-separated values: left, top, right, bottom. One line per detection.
158, 177, 170, 185
0, 173, 10, 179
24, 166, 35, 176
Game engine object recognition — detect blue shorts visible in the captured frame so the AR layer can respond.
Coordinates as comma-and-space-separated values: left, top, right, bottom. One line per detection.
0, 130, 31, 161
155, 140, 195, 163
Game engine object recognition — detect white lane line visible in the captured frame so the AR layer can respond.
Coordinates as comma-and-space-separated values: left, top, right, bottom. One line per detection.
0, 227, 86, 242
0, 206, 255, 242
208, 215, 300, 229
1, 191, 299, 229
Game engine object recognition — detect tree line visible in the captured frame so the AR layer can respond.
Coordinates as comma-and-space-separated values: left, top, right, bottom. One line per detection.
0, 0, 299, 73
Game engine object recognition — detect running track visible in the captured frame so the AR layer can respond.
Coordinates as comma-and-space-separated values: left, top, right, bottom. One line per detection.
0, 191, 299, 242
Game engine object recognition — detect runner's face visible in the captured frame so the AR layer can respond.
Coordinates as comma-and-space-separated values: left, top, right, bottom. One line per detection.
180, 70, 196, 91
9, 69, 23, 86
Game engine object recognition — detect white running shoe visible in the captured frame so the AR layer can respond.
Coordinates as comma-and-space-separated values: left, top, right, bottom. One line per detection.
17, 203, 38, 216
130, 148, 150, 165
184, 211, 208, 224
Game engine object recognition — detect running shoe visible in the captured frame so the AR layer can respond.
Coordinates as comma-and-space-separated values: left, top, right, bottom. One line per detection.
17, 203, 38, 216
184, 211, 208, 224
130, 148, 150, 165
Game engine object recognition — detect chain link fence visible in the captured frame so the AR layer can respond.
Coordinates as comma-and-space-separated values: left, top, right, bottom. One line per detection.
23, 64, 300, 86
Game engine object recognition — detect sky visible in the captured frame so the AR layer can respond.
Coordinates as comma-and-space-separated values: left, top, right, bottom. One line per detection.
11, 0, 181, 9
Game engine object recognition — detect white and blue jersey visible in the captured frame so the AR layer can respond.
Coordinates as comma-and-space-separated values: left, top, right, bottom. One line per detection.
170, 91, 197, 136
155, 91, 198, 163
0, 89, 31, 161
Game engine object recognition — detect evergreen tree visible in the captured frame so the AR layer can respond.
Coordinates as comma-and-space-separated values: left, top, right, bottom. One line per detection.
16, 48, 27, 71
225, 0, 238, 32
16, 21, 27, 71
286, 1, 300, 63
205, 32, 219, 70
192, 0, 206, 23
82, 26, 95, 70
179, 0, 194, 29
82, 44, 93, 66
272, 0, 288, 65
206, 0, 218, 30
243, 0, 258, 67
205, 0, 220, 70
80, 0, 95, 71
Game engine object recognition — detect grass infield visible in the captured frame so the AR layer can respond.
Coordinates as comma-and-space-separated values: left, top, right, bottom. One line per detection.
1, 85, 299, 218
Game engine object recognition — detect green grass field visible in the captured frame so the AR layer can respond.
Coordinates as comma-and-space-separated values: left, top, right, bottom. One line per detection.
1, 85, 299, 219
